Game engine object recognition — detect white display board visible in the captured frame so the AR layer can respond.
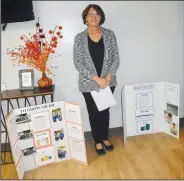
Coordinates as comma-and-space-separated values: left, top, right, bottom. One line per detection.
5, 101, 87, 179
122, 82, 180, 144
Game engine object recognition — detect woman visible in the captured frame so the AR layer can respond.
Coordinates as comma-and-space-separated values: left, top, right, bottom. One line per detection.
73, 4, 120, 155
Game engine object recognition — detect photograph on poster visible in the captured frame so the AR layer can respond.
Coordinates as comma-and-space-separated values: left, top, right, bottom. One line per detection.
15, 113, 31, 125
164, 110, 172, 124
57, 146, 67, 159
169, 122, 178, 136
166, 103, 178, 116
52, 108, 62, 122
18, 129, 33, 140
137, 120, 153, 134
54, 129, 64, 141
34, 130, 51, 148
22, 146, 36, 156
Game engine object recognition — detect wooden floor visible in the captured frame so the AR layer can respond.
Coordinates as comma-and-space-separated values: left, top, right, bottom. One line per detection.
2, 128, 184, 179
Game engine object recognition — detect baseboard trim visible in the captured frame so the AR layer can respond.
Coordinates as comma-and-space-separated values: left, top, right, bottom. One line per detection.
84, 118, 184, 139
84, 126, 124, 139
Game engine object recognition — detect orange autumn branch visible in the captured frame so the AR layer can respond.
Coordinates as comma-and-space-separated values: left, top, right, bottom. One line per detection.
6, 18, 63, 75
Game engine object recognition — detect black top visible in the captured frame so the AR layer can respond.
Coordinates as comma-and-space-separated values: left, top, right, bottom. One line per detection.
88, 35, 104, 77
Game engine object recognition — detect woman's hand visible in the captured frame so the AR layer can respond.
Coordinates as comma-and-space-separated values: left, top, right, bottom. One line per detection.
92, 76, 109, 89
105, 74, 112, 84
98, 78, 109, 89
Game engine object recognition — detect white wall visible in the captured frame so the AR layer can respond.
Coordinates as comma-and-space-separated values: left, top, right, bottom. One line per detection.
1, 1, 184, 134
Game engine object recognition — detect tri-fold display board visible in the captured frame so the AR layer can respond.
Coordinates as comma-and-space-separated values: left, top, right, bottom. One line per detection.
122, 82, 180, 144
5, 101, 87, 179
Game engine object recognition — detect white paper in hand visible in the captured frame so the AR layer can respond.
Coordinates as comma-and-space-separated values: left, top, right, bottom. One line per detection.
91, 86, 116, 111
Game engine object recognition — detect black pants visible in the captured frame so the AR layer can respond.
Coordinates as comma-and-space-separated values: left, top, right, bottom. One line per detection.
82, 86, 115, 143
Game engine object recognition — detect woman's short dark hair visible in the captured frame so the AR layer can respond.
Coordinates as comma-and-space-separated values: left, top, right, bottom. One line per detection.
82, 4, 105, 26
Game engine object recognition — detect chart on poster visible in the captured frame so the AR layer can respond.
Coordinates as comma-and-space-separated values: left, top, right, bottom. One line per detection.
122, 82, 180, 144
5, 101, 87, 179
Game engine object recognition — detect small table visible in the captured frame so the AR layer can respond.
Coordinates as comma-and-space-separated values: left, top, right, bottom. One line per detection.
1, 85, 55, 165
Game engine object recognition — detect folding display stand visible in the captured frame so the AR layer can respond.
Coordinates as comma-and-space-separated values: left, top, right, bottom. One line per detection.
5, 101, 87, 179
122, 82, 180, 144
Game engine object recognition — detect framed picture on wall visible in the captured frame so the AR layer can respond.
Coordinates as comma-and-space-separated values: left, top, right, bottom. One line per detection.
19, 69, 34, 90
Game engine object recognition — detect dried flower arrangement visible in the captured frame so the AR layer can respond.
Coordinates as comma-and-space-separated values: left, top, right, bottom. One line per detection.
6, 18, 63, 88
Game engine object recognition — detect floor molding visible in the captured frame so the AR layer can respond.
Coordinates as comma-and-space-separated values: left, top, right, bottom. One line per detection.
84, 126, 124, 140
84, 117, 184, 139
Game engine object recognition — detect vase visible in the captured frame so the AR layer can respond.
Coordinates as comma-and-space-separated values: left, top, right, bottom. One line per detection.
38, 72, 52, 88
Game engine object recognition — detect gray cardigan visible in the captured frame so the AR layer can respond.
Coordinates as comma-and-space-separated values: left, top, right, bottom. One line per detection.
73, 27, 120, 92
